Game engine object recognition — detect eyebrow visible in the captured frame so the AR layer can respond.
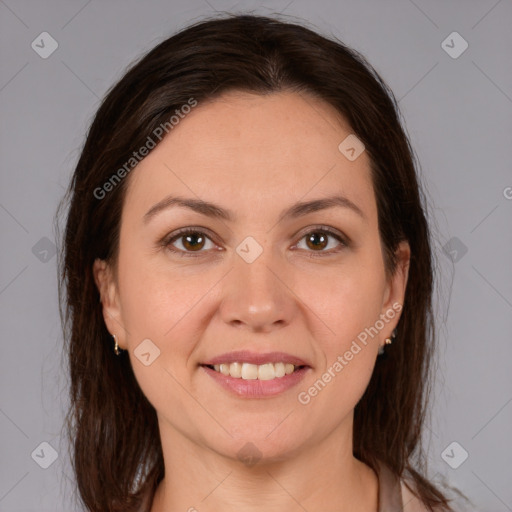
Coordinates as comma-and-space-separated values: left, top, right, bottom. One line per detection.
143, 194, 367, 224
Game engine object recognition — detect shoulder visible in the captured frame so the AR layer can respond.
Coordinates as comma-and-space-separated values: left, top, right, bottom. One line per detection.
400, 478, 431, 511
400, 477, 455, 512
375, 459, 457, 512
401, 476, 474, 512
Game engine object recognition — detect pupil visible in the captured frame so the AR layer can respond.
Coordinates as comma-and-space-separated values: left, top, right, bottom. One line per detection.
184, 233, 204, 251
308, 232, 327, 250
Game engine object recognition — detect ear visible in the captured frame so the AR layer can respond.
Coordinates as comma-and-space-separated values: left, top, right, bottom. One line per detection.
380, 240, 410, 338
93, 258, 126, 349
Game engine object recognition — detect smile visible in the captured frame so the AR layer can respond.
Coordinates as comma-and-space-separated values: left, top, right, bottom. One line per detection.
203, 362, 305, 380
200, 363, 310, 398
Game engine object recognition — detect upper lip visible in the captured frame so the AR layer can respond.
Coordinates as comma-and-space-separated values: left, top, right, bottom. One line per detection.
201, 351, 311, 367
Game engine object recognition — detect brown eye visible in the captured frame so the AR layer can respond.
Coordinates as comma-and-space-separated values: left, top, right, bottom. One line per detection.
295, 227, 348, 256
164, 229, 217, 257
180, 232, 206, 251
305, 231, 329, 251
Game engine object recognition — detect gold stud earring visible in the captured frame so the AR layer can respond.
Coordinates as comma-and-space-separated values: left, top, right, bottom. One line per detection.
113, 334, 122, 355
378, 329, 396, 356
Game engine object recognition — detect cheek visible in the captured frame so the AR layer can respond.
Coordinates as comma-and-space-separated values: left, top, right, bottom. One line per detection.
308, 254, 386, 339
117, 246, 209, 342
117, 250, 208, 416
300, 250, 385, 395
297, 270, 382, 422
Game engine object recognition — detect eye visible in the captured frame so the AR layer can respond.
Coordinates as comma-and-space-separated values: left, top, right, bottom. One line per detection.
161, 226, 349, 258
163, 228, 219, 257
293, 226, 348, 256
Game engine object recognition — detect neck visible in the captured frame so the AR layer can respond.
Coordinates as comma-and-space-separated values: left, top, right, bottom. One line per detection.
149, 420, 378, 512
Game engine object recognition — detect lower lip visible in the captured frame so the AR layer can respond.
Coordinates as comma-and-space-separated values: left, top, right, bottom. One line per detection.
200, 365, 311, 398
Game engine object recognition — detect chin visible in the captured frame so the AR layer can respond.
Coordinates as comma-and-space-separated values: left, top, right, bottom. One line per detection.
207, 429, 303, 467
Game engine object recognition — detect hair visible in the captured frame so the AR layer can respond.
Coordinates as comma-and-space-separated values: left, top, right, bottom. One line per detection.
56, 12, 466, 512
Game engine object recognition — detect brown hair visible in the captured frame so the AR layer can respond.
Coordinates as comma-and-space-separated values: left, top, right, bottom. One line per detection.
57, 12, 464, 512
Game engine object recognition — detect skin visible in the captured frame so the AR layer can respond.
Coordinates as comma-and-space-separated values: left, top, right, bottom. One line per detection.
94, 90, 410, 512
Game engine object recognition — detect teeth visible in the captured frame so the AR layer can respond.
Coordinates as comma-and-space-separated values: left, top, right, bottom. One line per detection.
257, 363, 275, 380
242, 363, 258, 380
209, 362, 300, 380
275, 362, 286, 378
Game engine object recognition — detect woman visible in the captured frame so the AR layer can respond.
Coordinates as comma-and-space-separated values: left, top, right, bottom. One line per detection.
57, 13, 468, 512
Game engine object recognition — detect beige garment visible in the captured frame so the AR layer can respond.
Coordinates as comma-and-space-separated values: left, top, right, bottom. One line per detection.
376, 459, 432, 512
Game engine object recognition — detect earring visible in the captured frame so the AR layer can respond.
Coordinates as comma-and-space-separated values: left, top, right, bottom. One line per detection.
113, 334, 122, 355
378, 329, 397, 356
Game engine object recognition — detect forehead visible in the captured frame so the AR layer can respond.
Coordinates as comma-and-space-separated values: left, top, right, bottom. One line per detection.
123, 91, 376, 223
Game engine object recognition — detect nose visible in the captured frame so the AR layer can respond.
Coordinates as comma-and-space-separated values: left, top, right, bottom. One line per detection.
218, 246, 296, 333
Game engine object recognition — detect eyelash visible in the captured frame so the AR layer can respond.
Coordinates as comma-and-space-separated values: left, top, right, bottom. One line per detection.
161, 226, 349, 259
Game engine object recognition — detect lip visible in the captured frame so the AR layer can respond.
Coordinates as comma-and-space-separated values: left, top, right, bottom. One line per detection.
200, 364, 311, 398
201, 350, 311, 367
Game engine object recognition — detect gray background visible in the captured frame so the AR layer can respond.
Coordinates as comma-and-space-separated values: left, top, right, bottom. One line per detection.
1, 0, 511, 510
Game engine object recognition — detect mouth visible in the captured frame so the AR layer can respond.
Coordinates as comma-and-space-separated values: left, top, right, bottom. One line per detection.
199, 350, 312, 397
200, 362, 308, 381
199, 357, 312, 398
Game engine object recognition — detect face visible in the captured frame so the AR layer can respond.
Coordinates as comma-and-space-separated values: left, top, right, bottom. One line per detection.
94, 90, 409, 463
